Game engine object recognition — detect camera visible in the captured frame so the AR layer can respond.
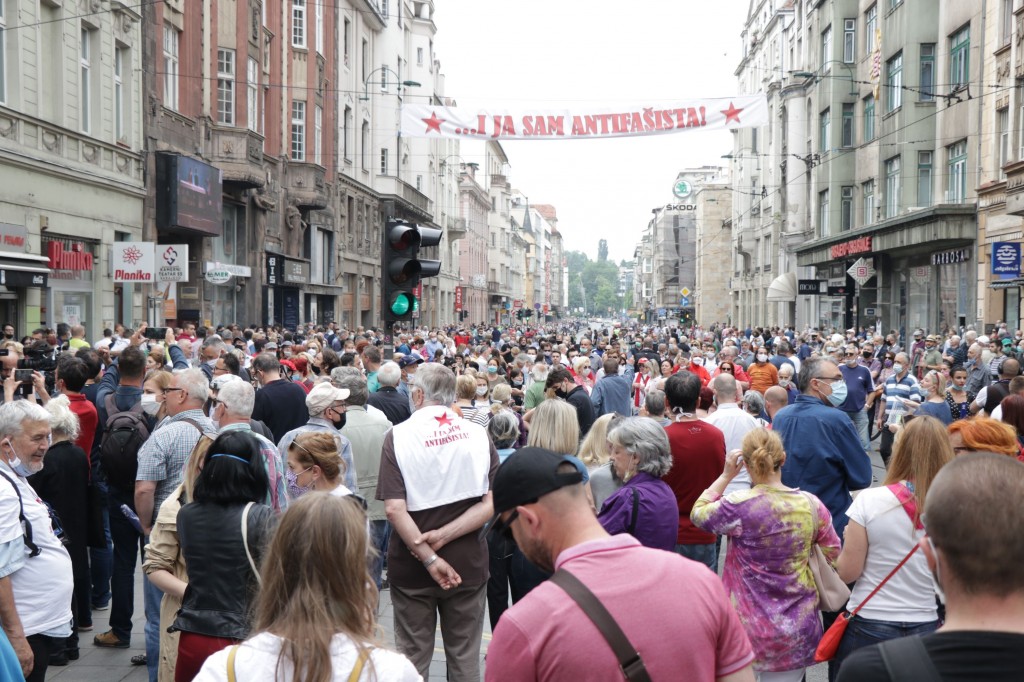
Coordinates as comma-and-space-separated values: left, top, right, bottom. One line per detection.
0, 349, 8, 357
14, 369, 33, 383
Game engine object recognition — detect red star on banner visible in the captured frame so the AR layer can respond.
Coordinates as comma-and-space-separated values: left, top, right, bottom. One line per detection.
721, 102, 744, 125
435, 412, 454, 427
422, 112, 445, 134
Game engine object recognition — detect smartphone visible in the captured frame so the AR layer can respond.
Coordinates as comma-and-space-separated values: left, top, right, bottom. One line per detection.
14, 369, 32, 383
144, 326, 169, 340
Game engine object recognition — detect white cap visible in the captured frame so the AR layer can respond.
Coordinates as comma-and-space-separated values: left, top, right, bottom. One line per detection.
305, 382, 351, 416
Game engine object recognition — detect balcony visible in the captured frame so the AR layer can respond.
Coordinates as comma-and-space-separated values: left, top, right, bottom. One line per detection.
284, 161, 328, 209
207, 126, 266, 189
447, 217, 468, 240
488, 280, 500, 293
376, 176, 433, 221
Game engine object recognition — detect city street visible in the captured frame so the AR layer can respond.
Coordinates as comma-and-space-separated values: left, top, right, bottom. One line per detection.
46, 436, 886, 682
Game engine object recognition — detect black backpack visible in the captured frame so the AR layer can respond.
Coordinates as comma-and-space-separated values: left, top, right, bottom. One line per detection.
99, 394, 151, 494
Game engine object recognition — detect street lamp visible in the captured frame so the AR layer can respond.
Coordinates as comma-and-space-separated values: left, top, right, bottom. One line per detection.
791, 60, 857, 96
438, 155, 479, 176
360, 66, 421, 101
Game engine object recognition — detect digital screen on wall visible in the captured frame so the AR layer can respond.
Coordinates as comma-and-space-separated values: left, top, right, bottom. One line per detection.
156, 153, 223, 236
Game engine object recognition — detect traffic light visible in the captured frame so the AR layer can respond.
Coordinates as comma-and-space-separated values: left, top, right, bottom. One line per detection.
382, 218, 443, 323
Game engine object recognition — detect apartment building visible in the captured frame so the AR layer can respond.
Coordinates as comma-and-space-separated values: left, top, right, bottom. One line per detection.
0, 0, 145, 337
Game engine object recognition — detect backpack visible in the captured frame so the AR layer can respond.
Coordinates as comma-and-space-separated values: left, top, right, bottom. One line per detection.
99, 394, 151, 494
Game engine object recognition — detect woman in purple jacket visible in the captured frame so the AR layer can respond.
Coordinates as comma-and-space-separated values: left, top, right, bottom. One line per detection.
596, 417, 678, 551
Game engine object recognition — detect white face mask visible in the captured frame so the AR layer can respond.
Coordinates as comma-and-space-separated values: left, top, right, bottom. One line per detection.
779, 378, 791, 388
692, 357, 705, 367
406, 373, 416, 385
476, 386, 488, 397
756, 354, 768, 363
4, 439, 39, 477
141, 393, 162, 416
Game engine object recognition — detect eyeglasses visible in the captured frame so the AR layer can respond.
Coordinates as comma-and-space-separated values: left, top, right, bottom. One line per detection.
162, 387, 185, 395
720, 366, 734, 373
212, 366, 228, 374
209, 398, 223, 407
500, 509, 521, 540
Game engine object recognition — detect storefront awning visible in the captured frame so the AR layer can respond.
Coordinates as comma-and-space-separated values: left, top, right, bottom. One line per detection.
766, 271, 797, 302
989, 278, 1024, 289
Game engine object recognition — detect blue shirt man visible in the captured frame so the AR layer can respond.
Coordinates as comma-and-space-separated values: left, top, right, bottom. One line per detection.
772, 358, 873, 537
838, 349, 874, 451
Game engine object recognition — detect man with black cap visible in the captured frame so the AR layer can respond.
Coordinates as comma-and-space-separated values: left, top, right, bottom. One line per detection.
396, 354, 422, 397
484, 447, 755, 682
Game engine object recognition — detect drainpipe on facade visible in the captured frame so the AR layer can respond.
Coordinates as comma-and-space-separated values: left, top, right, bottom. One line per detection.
974, 0, 987, 331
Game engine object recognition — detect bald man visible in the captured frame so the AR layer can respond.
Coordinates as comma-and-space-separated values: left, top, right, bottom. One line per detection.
764, 386, 789, 422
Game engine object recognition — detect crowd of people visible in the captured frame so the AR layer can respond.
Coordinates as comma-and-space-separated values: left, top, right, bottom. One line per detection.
0, 317, 1021, 681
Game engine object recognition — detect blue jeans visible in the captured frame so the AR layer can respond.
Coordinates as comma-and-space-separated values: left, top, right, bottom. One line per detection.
142, 571, 161, 681
369, 519, 391, 590
831, 615, 940, 682
675, 543, 718, 572
844, 409, 869, 452
107, 487, 142, 641
90, 484, 112, 608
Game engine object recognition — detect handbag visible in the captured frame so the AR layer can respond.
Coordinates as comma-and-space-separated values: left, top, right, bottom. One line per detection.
814, 542, 921, 662
803, 493, 850, 612
550, 568, 652, 682
227, 643, 371, 682
240, 501, 261, 585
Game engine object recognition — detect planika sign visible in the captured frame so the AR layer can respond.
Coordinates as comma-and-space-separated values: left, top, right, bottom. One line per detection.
401, 96, 768, 141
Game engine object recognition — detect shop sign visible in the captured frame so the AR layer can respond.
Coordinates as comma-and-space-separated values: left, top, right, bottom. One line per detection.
156, 244, 189, 283
455, 286, 463, 312
0, 223, 27, 252
827, 276, 850, 296
798, 279, 826, 295
47, 240, 94, 271
931, 248, 970, 266
847, 257, 876, 286
266, 254, 280, 286
991, 242, 1021, 275
205, 266, 233, 285
112, 242, 155, 282
911, 266, 931, 285
0, 270, 46, 287
829, 236, 872, 260
282, 259, 310, 284
204, 261, 252, 278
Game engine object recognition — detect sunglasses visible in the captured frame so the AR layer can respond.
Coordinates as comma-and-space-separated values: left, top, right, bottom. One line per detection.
720, 366, 734, 372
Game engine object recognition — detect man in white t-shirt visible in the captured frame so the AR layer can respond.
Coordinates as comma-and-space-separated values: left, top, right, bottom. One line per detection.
0, 401, 74, 681
705, 373, 760, 495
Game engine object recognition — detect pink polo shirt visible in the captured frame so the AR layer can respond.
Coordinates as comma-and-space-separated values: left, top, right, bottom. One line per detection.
485, 534, 754, 682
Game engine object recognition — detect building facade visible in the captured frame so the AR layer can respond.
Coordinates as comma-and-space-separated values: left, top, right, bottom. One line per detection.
0, 0, 145, 338
695, 180, 734, 326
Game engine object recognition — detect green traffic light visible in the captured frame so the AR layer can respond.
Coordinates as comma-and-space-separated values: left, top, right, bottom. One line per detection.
390, 293, 414, 316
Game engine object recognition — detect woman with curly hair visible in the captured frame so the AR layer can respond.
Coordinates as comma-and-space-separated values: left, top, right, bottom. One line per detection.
947, 416, 1019, 457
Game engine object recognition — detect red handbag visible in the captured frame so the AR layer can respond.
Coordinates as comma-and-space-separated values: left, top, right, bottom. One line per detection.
815, 485, 924, 663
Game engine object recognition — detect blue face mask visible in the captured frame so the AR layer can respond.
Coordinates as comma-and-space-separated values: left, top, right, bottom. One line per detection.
827, 380, 848, 407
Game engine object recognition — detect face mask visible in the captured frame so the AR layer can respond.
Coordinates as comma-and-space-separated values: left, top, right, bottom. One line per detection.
311, 365, 321, 376
204, 358, 217, 368
2, 333, 11, 340
476, 386, 488, 397
527, 354, 537, 362
884, 359, 893, 369
892, 363, 904, 374
705, 351, 715, 359
512, 379, 523, 387
4, 439, 38, 477
406, 374, 416, 385
826, 380, 848, 407
863, 352, 873, 359
283, 350, 292, 358
691, 356, 704, 367
779, 378, 791, 388
846, 356, 859, 367
555, 389, 568, 399
331, 411, 347, 430
487, 366, 498, 374
286, 467, 313, 499
756, 354, 768, 363
141, 394, 162, 416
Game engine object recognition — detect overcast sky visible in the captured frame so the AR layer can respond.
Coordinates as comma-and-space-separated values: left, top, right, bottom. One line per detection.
432, 0, 749, 263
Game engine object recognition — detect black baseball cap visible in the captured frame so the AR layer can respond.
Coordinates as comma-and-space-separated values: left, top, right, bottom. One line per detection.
481, 447, 584, 539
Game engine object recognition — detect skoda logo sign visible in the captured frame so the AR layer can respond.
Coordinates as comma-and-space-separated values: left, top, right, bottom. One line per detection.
673, 179, 693, 199
996, 243, 1018, 265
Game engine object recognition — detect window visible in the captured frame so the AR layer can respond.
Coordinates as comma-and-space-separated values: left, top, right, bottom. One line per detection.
0, 0, 8, 104
314, 228, 334, 285
763, 234, 772, 272
291, 100, 305, 161
863, 180, 875, 225
343, 19, 350, 66
416, 47, 423, 66
886, 52, 902, 112
820, 109, 830, 152
163, 24, 179, 110
950, 26, 969, 89
890, 0, 902, 8
822, 25, 832, 68
314, 104, 322, 165
292, 0, 305, 48
415, 174, 422, 192
80, 26, 92, 133
885, 156, 901, 218
947, 140, 967, 203
864, 96, 875, 141
315, 0, 322, 54
361, 121, 369, 171
841, 186, 854, 231
918, 151, 933, 206
843, 19, 855, 63
247, 57, 259, 133
361, 39, 368, 81
342, 105, 351, 161
998, 108, 1010, 179
842, 103, 854, 147
1003, 0, 1013, 46
865, 4, 878, 53
818, 190, 830, 237
381, 0, 387, 17
114, 47, 125, 140
919, 44, 934, 102
217, 48, 235, 125
380, 148, 388, 175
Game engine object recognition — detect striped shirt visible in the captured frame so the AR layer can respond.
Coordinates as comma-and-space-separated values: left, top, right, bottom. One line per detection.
882, 373, 923, 416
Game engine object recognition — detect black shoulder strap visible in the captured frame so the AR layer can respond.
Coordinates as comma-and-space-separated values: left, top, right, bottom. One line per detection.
628, 487, 639, 536
879, 635, 942, 682
549, 569, 651, 682
0, 470, 39, 558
